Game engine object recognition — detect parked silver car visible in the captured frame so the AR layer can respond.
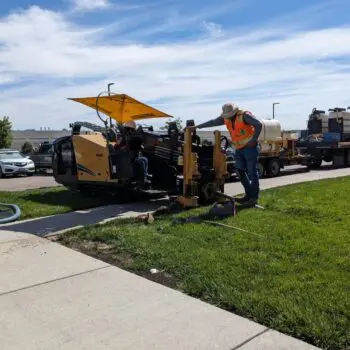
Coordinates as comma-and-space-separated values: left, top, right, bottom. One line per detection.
0, 149, 35, 178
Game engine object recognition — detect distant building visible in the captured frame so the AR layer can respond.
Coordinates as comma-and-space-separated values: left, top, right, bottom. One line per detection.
11, 130, 70, 150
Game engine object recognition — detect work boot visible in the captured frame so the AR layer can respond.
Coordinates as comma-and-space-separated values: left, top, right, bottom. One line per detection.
239, 198, 257, 208
235, 195, 250, 204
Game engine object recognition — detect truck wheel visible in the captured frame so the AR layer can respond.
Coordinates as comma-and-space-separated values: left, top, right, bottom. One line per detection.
257, 162, 264, 178
308, 158, 322, 169
266, 158, 280, 177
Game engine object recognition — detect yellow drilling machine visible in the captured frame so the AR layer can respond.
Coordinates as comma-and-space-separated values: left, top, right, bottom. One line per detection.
52, 87, 234, 210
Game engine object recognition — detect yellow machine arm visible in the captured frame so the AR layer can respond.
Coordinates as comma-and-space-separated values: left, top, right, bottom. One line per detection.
69, 93, 173, 124
177, 128, 200, 208
213, 130, 229, 185
177, 128, 228, 208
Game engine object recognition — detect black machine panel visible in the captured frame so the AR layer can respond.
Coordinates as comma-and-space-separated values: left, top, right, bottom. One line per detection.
307, 119, 322, 134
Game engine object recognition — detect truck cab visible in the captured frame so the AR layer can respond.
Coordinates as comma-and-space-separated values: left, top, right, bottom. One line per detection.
28, 141, 54, 172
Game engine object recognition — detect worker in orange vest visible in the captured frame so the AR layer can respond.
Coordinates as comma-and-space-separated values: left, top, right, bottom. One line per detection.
194, 103, 262, 208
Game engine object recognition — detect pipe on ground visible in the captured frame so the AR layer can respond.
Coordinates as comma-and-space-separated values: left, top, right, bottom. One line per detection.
0, 203, 21, 224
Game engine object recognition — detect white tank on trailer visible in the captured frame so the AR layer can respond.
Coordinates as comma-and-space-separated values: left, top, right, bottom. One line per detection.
258, 119, 283, 153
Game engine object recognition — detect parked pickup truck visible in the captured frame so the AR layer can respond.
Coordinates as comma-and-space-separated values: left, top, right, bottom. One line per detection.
28, 142, 53, 172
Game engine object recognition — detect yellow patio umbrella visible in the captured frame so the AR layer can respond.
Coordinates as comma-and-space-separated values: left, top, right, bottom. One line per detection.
69, 93, 173, 124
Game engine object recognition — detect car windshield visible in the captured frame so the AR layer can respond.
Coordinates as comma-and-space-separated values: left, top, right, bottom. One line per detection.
0, 152, 24, 160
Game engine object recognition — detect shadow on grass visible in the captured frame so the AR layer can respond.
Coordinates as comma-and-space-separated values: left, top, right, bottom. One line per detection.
20, 188, 167, 208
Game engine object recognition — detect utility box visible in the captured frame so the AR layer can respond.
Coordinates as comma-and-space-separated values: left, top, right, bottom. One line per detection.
328, 108, 350, 141
282, 132, 298, 149
307, 108, 328, 134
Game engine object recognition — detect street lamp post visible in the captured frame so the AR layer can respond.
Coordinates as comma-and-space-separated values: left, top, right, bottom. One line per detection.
273, 102, 280, 120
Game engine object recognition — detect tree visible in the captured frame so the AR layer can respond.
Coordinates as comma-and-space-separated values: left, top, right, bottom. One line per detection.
0, 116, 13, 149
21, 141, 34, 154
160, 117, 183, 131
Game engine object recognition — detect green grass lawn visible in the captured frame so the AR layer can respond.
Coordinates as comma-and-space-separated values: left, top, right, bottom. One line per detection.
0, 187, 113, 220
59, 177, 350, 350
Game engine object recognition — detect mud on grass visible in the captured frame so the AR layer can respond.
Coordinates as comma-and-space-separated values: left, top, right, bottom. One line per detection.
57, 177, 350, 350
58, 234, 180, 290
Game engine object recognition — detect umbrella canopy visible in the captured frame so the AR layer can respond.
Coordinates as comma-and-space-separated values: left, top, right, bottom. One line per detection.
69, 93, 173, 124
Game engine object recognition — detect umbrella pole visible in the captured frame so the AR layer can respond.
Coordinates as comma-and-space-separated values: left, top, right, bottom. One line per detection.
108, 82, 114, 127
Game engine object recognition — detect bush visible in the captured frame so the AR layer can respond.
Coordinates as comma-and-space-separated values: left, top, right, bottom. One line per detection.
21, 141, 34, 154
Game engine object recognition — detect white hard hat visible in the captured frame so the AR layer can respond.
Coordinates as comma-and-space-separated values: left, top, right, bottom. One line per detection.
123, 120, 136, 129
220, 103, 239, 119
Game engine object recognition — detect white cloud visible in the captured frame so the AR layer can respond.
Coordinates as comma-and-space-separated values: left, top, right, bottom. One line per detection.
72, 0, 110, 10
202, 21, 223, 38
1, 5, 350, 131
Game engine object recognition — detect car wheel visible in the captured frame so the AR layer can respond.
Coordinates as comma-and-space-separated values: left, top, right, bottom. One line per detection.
0, 167, 5, 178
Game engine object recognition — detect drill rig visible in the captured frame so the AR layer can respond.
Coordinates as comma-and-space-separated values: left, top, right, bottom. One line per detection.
52, 88, 230, 207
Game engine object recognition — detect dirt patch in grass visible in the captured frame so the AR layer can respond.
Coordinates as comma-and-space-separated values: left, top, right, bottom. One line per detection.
60, 235, 180, 290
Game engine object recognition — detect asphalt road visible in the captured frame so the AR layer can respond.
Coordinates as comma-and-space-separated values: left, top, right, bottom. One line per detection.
225, 164, 350, 195
0, 164, 349, 193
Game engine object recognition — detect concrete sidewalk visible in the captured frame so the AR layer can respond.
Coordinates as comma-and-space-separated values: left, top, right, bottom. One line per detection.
0, 231, 319, 349
225, 166, 350, 195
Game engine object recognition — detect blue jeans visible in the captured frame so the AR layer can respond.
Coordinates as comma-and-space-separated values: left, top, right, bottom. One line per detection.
133, 155, 149, 187
235, 144, 260, 200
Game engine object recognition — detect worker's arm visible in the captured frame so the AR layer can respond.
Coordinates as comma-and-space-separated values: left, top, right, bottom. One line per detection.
243, 112, 262, 146
195, 116, 225, 129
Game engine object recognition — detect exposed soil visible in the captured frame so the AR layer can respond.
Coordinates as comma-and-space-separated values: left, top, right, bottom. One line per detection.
54, 236, 180, 291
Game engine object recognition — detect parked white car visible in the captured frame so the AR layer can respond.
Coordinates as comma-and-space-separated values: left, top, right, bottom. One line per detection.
0, 149, 35, 178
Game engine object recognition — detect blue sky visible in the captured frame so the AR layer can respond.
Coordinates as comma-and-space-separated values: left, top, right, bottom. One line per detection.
1, 0, 350, 130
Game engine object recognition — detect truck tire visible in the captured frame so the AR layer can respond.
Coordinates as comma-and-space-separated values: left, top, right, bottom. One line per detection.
308, 158, 322, 169
266, 158, 280, 177
257, 162, 264, 178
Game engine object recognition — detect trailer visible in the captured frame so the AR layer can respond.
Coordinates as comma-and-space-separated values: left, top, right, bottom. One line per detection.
298, 138, 350, 168
226, 124, 311, 179
257, 146, 310, 178
297, 106, 350, 168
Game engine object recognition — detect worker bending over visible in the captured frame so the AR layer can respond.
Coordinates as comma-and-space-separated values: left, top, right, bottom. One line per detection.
194, 103, 262, 208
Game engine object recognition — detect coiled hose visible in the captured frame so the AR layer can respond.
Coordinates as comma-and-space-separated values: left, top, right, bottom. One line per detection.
0, 203, 21, 224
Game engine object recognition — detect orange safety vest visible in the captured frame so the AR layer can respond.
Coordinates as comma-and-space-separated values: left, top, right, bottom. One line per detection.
224, 110, 255, 149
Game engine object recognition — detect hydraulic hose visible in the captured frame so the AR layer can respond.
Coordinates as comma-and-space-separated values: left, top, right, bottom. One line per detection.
0, 203, 21, 224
